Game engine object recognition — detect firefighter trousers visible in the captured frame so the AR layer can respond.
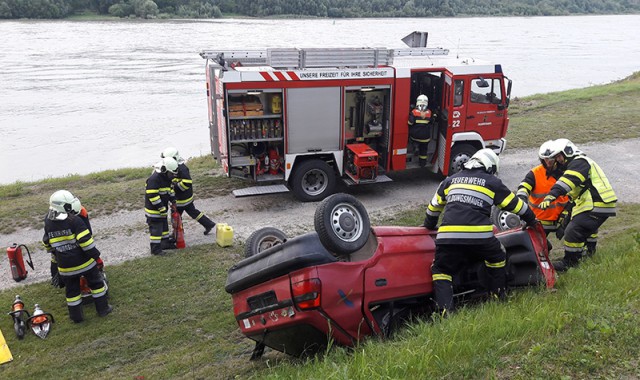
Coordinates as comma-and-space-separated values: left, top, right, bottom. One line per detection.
177, 203, 215, 230
409, 125, 432, 166
62, 265, 108, 322
563, 212, 608, 265
147, 217, 170, 255
431, 238, 507, 312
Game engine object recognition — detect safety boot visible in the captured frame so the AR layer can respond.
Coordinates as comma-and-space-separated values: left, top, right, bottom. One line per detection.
553, 252, 581, 273
203, 221, 216, 236
68, 304, 84, 323
94, 295, 113, 317
150, 243, 164, 256
161, 238, 177, 250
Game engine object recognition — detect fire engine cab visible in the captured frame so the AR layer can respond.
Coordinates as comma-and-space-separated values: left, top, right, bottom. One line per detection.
200, 31, 512, 201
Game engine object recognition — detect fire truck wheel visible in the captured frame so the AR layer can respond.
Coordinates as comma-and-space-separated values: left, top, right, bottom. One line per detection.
491, 206, 525, 231
314, 193, 371, 255
244, 227, 288, 258
449, 143, 476, 174
290, 159, 336, 202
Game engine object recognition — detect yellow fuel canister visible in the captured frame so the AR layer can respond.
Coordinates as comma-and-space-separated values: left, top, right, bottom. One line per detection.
271, 94, 282, 114
216, 223, 234, 247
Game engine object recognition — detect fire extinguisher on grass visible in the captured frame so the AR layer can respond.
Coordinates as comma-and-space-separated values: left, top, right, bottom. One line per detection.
6, 244, 34, 282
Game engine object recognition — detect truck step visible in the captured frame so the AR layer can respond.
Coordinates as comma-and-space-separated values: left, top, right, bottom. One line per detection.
233, 184, 290, 197
342, 174, 393, 186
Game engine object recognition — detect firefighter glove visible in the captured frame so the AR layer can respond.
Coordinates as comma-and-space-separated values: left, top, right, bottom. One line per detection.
423, 217, 437, 231
555, 226, 565, 240
538, 195, 556, 210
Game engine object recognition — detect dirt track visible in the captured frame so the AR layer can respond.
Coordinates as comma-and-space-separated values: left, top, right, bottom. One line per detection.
2, 138, 638, 291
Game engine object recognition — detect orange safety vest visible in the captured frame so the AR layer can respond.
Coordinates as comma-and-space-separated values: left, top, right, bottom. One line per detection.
529, 165, 569, 222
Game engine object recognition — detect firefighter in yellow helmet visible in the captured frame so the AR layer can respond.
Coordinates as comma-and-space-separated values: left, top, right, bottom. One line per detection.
42, 190, 112, 322
145, 156, 179, 255
408, 94, 435, 167
516, 140, 571, 236
539, 139, 617, 271
424, 149, 538, 314
161, 147, 216, 236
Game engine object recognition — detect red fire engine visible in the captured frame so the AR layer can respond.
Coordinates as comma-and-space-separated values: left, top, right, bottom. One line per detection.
200, 32, 512, 201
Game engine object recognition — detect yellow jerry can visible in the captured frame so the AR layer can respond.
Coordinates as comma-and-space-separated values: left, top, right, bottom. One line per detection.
216, 223, 234, 247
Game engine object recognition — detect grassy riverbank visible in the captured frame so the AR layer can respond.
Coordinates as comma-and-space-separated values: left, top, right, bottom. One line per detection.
0, 73, 638, 378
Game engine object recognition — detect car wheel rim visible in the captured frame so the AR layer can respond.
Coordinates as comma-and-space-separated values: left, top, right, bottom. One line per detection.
258, 237, 283, 252
497, 210, 522, 230
302, 169, 328, 196
330, 202, 363, 242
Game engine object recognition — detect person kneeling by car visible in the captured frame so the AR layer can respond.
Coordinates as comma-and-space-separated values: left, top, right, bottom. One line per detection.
424, 149, 538, 315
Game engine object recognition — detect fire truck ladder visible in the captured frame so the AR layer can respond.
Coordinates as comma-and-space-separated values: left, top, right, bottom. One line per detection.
200, 46, 449, 70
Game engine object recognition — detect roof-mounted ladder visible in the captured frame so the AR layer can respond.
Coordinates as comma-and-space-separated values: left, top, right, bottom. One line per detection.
200, 46, 449, 70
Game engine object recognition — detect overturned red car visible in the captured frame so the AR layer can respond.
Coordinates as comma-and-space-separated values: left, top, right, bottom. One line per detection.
225, 193, 555, 359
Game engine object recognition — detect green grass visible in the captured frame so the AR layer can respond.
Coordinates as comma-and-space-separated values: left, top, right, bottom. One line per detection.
507, 72, 640, 149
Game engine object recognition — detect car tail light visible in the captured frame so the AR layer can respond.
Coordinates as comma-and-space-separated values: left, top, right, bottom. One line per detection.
292, 278, 321, 310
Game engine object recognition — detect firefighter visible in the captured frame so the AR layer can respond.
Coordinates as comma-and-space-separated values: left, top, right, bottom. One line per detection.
48, 191, 103, 288
42, 190, 112, 322
145, 156, 179, 255
161, 147, 216, 235
538, 139, 617, 272
408, 94, 435, 167
516, 140, 571, 236
424, 149, 538, 314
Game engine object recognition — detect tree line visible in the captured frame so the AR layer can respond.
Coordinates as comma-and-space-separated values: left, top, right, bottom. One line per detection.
1, 0, 638, 19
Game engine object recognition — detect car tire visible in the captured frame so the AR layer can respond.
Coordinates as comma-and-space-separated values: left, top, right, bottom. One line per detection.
314, 193, 370, 255
244, 227, 288, 258
491, 206, 524, 231
449, 143, 476, 174
290, 159, 336, 202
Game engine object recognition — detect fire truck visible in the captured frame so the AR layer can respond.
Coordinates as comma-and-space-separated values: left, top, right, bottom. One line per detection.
200, 32, 512, 201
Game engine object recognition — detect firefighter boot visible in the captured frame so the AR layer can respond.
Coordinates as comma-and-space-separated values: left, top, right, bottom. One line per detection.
94, 295, 113, 317
553, 252, 582, 273
161, 238, 177, 250
150, 243, 164, 256
433, 279, 454, 316
419, 158, 427, 168
68, 304, 84, 323
199, 215, 216, 236
585, 242, 597, 258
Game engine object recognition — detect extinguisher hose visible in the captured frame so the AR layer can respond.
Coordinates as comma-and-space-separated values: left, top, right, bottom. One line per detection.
18, 244, 34, 270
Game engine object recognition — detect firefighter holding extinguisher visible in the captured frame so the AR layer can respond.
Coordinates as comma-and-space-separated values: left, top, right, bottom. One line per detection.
42, 190, 112, 322
161, 147, 216, 236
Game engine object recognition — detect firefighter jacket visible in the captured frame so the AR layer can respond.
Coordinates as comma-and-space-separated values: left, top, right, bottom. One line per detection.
548, 155, 617, 217
145, 171, 174, 219
425, 168, 536, 245
173, 163, 194, 208
51, 207, 92, 267
517, 164, 570, 225
408, 108, 434, 142
42, 214, 100, 277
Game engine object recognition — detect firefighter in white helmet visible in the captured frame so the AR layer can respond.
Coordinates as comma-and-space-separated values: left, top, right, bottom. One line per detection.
43, 190, 112, 322
538, 139, 617, 271
161, 147, 216, 236
424, 149, 538, 314
408, 94, 435, 167
515, 140, 571, 236
145, 156, 179, 255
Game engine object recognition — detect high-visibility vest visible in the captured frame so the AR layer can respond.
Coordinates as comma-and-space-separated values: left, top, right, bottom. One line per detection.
528, 165, 570, 223
571, 156, 617, 216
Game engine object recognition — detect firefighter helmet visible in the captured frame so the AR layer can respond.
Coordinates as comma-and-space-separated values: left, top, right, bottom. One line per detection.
464, 148, 500, 174
552, 138, 582, 159
161, 146, 184, 164
154, 157, 179, 175
416, 94, 429, 111
49, 190, 81, 220
538, 140, 555, 160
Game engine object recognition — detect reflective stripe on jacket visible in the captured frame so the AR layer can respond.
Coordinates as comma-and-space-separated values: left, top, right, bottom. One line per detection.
550, 155, 617, 217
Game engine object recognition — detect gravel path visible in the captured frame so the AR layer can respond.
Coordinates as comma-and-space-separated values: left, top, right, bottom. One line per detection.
3, 138, 638, 291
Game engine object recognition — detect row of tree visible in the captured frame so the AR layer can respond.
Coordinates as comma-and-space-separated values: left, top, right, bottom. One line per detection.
1, 0, 638, 19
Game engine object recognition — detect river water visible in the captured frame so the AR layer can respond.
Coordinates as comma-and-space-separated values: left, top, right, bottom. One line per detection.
0, 15, 638, 184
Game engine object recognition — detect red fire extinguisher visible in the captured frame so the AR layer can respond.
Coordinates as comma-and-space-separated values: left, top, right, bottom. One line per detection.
171, 204, 186, 249
7, 243, 34, 282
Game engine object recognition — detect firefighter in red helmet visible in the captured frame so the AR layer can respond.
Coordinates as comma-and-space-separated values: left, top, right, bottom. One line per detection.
42, 190, 112, 322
